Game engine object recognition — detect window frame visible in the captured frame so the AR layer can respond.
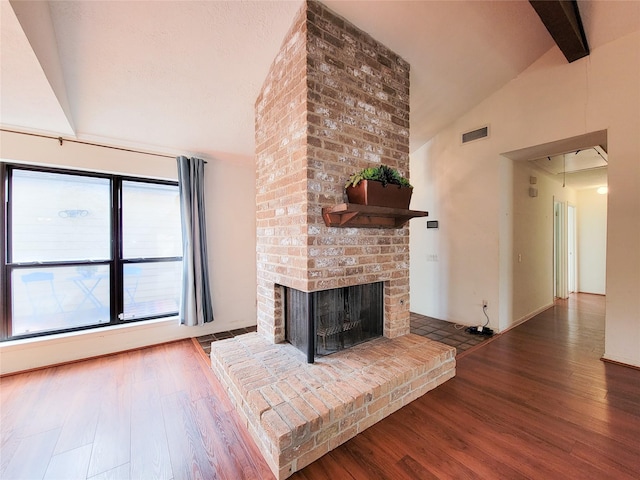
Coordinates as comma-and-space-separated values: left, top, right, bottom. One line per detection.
1, 162, 182, 341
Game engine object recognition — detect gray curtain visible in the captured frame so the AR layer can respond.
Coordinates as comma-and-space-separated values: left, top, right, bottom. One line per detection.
177, 156, 214, 326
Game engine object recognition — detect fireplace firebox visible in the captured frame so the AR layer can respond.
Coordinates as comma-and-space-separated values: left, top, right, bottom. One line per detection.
284, 282, 383, 363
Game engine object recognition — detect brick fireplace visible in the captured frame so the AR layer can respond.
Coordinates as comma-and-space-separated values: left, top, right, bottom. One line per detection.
210, 2, 456, 478
254, 0, 412, 344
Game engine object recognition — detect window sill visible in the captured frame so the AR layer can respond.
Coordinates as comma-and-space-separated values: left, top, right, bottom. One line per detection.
1, 316, 179, 348
0, 315, 207, 375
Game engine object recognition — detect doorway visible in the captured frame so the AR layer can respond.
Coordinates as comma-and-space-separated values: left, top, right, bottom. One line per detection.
554, 200, 568, 299
568, 204, 577, 293
503, 131, 608, 342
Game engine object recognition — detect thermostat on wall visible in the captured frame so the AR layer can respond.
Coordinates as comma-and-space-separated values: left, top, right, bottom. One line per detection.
427, 220, 439, 229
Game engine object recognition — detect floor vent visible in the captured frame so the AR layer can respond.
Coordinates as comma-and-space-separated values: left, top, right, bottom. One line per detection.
462, 125, 489, 144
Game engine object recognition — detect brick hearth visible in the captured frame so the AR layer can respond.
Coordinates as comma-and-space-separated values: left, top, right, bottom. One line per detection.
211, 333, 455, 479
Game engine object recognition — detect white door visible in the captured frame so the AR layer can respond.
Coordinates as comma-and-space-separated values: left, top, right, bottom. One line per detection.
554, 200, 568, 299
568, 204, 577, 293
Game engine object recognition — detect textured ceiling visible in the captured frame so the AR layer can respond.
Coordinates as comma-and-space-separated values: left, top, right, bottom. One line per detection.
1, 0, 639, 159
0, 0, 74, 136
530, 147, 608, 190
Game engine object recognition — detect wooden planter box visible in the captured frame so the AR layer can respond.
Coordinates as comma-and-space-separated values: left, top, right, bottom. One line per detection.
346, 180, 413, 209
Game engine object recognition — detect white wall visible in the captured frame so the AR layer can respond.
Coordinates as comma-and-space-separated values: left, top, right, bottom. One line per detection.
0, 130, 257, 374
410, 31, 640, 366
409, 132, 502, 329
511, 166, 577, 324
577, 188, 607, 294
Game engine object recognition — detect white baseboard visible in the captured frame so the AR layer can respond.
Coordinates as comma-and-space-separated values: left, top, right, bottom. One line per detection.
601, 353, 640, 369
502, 302, 555, 334
0, 317, 249, 375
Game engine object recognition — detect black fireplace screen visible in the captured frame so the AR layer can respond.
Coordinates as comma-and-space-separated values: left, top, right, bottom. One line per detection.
285, 282, 383, 362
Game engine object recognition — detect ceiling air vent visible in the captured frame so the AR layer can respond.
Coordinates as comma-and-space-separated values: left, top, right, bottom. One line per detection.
461, 125, 489, 144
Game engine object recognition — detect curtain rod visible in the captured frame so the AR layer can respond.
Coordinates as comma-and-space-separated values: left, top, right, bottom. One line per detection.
1, 128, 179, 160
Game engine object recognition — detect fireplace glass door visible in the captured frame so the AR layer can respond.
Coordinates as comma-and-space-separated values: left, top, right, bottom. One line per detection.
285, 282, 383, 360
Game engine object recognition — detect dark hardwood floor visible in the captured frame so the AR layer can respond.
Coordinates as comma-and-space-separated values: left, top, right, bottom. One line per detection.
1, 294, 638, 479
0, 338, 272, 480
295, 294, 640, 479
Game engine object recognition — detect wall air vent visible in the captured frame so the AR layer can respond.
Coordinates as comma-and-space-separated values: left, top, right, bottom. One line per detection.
461, 125, 489, 144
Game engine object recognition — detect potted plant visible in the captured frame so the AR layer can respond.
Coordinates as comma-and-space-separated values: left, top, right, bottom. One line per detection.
344, 164, 413, 209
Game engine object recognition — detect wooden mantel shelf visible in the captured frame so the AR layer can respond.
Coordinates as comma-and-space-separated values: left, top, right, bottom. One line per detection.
322, 203, 428, 228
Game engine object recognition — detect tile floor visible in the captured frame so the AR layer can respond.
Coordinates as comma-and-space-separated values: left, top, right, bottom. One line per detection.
409, 312, 492, 356
196, 325, 257, 355
196, 313, 492, 357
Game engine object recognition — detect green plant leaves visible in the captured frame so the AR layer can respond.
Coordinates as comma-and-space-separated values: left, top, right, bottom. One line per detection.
345, 165, 412, 188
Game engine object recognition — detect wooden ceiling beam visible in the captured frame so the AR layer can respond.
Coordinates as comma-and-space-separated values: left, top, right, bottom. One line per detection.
529, 0, 589, 63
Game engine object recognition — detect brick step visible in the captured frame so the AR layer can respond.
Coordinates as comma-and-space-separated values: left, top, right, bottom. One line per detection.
210, 333, 456, 479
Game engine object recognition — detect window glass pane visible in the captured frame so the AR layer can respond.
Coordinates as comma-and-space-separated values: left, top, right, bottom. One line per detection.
11, 265, 110, 335
122, 181, 182, 259
11, 170, 111, 263
4, 167, 183, 340
122, 261, 181, 320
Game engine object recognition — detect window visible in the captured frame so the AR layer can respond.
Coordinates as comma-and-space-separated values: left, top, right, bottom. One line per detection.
1, 164, 182, 340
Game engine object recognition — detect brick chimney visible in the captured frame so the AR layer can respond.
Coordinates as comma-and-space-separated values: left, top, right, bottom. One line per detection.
255, 0, 411, 344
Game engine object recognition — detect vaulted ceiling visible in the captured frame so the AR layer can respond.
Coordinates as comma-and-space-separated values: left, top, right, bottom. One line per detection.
1, 0, 639, 159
